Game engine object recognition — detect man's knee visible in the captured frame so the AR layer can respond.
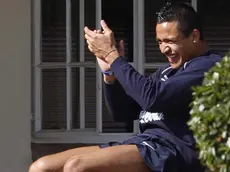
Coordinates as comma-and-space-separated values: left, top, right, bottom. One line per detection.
63, 155, 87, 172
28, 158, 49, 172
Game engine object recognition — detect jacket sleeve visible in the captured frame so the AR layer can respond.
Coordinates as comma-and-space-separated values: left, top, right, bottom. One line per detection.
110, 56, 219, 113
103, 80, 141, 122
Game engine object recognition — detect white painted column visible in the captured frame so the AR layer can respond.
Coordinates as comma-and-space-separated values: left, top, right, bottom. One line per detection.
0, 0, 32, 171
34, 0, 42, 132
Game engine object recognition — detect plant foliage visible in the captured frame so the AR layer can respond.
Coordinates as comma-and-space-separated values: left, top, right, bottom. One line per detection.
188, 52, 230, 172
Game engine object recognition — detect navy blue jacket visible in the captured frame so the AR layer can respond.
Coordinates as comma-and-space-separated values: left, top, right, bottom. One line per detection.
103, 51, 221, 145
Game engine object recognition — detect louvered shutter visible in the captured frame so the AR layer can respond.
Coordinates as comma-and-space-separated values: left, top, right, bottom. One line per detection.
42, 0, 67, 129
198, 0, 230, 57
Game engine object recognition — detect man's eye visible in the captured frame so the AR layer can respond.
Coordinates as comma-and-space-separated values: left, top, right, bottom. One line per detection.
165, 40, 175, 44
157, 41, 162, 44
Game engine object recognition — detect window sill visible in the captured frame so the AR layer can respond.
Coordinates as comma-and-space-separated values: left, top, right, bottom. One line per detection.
32, 128, 135, 144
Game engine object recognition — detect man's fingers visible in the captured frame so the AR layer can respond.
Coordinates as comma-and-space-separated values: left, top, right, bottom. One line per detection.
94, 30, 102, 34
96, 30, 102, 34
119, 40, 125, 57
85, 34, 94, 51
85, 34, 94, 43
119, 40, 124, 50
88, 45, 93, 52
101, 20, 112, 33
84, 26, 96, 38
86, 40, 91, 46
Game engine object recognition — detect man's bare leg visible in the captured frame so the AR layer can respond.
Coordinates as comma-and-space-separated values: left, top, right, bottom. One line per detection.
63, 145, 151, 172
29, 145, 100, 172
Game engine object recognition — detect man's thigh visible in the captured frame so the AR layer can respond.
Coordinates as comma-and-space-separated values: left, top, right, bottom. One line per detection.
63, 145, 151, 172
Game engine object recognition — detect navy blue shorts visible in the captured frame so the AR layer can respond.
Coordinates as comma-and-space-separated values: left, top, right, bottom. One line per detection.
99, 133, 204, 172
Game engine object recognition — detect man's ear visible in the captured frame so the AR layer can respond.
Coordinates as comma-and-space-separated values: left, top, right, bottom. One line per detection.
192, 29, 200, 43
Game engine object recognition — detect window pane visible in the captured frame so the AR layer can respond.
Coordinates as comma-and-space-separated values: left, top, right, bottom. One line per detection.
198, 0, 230, 56
145, 0, 191, 63
72, 68, 97, 129
72, 0, 96, 62
85, 68, 96, 128
42, 68, 67, 129
71, 0, 80, 62
72, 67, 98, 129
42, 0, 66, 62
84, 0, 96, 62
72, 68, 80, 128
102, 0, 133, 62
72, 67, 99, 129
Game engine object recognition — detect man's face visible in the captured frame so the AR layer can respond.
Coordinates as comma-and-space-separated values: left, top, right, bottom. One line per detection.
156, 21, 195, 69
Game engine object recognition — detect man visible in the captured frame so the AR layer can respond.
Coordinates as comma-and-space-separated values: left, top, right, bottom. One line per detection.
29, 2, 221, 172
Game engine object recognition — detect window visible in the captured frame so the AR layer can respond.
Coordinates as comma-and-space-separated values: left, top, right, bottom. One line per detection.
32, 0, 138, 143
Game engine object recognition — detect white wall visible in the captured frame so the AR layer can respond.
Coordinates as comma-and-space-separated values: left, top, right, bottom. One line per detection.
0, 0, 31, 171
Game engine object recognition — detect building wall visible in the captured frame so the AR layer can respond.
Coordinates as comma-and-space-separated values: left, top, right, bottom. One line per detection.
0, 0, 31, 171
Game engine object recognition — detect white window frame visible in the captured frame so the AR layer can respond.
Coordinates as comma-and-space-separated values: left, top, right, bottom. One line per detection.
32, 0, 143, 143
32, 0, 196, 144
191, 0, 197, 11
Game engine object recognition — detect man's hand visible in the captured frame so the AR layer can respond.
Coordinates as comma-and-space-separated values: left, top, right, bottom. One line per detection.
93, 29, 110, 72
84, 20, 120, 65
96, 39, 125, 72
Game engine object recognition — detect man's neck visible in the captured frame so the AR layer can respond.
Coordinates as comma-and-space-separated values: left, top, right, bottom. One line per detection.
195, 41, 209, 56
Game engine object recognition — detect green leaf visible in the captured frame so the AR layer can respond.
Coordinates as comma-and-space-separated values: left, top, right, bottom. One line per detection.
188, 51, 230, 172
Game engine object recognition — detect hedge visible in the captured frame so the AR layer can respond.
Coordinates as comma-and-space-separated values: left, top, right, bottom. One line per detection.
188, 52, 230, 172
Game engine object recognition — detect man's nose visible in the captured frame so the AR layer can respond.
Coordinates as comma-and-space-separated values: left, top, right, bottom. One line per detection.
160, 44, 170, 54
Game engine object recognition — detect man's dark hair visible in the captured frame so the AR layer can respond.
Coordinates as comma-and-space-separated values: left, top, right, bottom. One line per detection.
157, 2, 204, 40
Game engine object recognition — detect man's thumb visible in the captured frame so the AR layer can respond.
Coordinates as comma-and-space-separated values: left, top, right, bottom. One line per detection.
101, 20, 111, 33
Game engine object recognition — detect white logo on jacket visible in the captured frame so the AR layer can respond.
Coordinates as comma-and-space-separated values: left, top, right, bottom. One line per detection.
139, 111, 164, 124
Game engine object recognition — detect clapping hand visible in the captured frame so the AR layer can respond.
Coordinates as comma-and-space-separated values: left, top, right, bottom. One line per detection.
84, 20, 121, 65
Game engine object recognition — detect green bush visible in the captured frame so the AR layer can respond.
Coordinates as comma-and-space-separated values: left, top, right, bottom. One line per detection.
188, 52, 230, 172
